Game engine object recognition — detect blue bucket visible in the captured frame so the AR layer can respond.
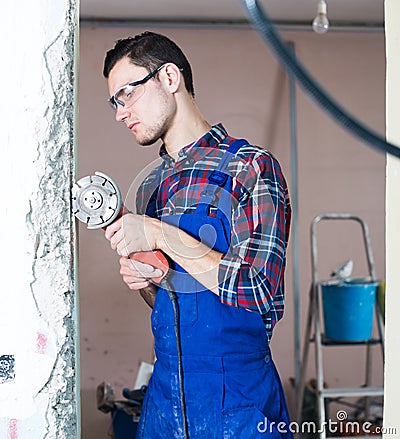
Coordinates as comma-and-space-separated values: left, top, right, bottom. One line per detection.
321, 280, 378, 341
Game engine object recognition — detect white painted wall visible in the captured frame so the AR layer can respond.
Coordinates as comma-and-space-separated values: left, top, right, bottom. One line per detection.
384, 0, 400, 436
0, 1, 79, 438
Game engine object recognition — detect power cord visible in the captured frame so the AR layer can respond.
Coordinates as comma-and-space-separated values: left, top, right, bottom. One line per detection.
160, 279, 190, 439
241, 0, 400, 158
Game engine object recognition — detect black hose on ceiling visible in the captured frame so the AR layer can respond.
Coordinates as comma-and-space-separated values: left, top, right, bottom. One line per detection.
240, 0, 400, 158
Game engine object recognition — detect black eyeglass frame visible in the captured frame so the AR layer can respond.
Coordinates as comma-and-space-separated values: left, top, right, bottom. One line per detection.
108, 63, 167, 110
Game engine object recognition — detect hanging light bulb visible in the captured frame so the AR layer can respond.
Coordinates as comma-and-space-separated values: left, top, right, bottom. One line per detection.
312, 0, 330, 34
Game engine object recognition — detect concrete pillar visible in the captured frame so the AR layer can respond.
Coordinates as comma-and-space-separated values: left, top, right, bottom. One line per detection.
384, 0, 400, 436
0, 1, 79, 438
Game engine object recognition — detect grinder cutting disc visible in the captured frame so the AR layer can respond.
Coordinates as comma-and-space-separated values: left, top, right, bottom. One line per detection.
72, 171, 122, 229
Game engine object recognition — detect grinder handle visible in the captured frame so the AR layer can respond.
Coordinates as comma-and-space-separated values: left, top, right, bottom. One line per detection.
130, 250, 170, 284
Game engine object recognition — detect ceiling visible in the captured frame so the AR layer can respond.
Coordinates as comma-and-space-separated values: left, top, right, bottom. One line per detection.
80, 0, 384, 27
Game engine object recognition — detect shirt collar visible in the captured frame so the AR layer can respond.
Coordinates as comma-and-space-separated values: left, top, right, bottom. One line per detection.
159, 123, 228, 164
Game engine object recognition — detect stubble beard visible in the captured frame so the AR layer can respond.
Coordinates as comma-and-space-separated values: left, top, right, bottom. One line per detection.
135, 86, 171, 146
136, 118, 169, 146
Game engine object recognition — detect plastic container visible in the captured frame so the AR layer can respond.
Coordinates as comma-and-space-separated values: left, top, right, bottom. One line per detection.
377, 281, 386, 323
321, 279, 378, 341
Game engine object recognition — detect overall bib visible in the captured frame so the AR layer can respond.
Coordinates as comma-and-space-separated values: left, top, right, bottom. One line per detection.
136, 139, 293, 439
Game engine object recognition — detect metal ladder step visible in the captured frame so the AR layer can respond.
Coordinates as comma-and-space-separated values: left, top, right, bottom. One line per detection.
320, 386, 384, 398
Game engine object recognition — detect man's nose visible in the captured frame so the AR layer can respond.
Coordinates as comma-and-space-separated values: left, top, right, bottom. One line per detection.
115, 105, 129, 122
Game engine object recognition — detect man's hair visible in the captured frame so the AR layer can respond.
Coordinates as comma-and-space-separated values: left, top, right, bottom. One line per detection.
103, 31, 195, 97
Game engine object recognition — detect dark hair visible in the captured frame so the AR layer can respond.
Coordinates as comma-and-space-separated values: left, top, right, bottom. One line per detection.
103, 31, 195, 97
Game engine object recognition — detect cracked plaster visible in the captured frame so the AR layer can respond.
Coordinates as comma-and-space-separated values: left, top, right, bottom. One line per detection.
0, 0, 79, 438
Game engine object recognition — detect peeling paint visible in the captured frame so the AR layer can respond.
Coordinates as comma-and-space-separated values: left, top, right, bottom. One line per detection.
0, 0, 79, 438
0, 356, 15, 384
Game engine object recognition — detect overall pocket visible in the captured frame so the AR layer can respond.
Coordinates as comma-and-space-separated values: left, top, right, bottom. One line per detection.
223, 406, 284, 439
222, 358, 292, 439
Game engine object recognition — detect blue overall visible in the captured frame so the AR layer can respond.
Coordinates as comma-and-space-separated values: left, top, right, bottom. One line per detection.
136, 140, 293, 439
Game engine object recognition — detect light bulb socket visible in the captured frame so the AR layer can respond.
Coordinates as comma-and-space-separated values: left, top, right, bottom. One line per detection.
317, 0, 327, 15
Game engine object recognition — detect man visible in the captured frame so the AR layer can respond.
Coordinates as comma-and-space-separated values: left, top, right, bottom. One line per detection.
103, 31, 292, 439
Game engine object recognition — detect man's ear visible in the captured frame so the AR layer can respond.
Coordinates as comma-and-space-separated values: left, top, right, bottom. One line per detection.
161, 63, 182, 94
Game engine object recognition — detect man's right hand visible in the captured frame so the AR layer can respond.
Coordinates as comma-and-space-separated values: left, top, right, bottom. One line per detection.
119, 256, 164, 290
119, 257, 161, 308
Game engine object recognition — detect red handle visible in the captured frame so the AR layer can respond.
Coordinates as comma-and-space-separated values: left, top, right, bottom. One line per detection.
101, 202, 169, 283
130, 250, 170, 284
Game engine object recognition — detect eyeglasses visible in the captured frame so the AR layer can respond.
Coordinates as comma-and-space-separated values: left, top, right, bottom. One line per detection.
108, 64, 167, 111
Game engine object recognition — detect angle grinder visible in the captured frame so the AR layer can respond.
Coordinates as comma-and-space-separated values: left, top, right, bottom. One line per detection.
72, 170, 169, 282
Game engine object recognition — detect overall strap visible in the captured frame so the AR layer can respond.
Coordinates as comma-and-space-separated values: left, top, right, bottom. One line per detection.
199, 138, 248, 204
145, 161, 165, 218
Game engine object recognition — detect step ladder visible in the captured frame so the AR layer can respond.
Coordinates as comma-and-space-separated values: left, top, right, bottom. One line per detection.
296, 213, 385, 439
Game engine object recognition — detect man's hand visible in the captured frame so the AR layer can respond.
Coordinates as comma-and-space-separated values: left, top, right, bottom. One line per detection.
119, 256, 162, 308
119, 257, 163, 290
105, 213, 160, 257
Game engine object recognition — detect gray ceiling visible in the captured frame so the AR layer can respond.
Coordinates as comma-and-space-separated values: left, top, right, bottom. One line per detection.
80, 0, 384, 27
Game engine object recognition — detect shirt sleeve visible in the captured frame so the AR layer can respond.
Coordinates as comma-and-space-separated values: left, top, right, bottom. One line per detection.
218, 150, 291, 327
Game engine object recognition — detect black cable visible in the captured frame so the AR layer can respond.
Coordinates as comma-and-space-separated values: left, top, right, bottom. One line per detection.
161, 279, 190, 439
240, 0, 400, 158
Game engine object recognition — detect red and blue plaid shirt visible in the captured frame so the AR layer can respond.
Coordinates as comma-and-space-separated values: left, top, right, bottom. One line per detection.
136, 124, 291, 342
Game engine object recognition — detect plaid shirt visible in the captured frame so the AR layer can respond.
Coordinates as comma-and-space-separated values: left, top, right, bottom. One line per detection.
136, 124, 291, 341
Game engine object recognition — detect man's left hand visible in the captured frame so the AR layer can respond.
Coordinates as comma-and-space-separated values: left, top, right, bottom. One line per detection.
105, 213, 159, 257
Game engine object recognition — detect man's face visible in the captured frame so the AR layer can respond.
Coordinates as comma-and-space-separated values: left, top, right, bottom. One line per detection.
107, 57, 173, 146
